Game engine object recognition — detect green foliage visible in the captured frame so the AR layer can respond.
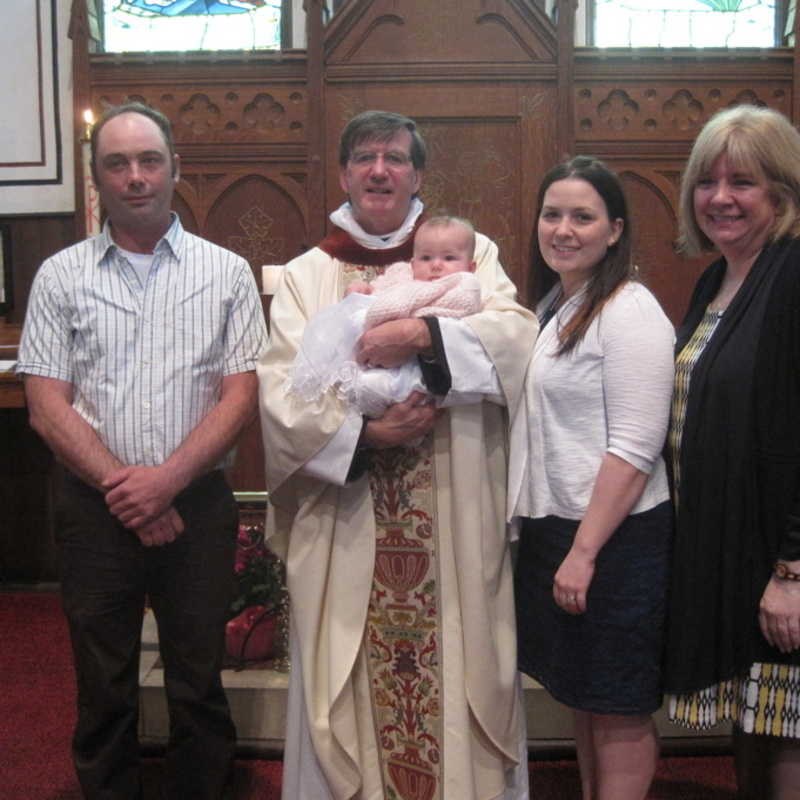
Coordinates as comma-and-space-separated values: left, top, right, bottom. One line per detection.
230, 524, 286, 618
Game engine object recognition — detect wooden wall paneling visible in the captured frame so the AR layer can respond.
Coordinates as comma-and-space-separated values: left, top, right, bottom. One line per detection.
573, 50, 792, 145
572, 49, 793, 324
322, 0, 560, 300
419, 116, 521, 275
614, 162, 711, 325
70, 0, 92, 241
0, 215, 77, 327
325, 0, 556, 69
89, 87, 310, 149
0, 213, 74, 582
171, 192, 201, 237
88, 55, 312, 204
0, 410, 58, 582
173, 167, 308, 262
574, 82, 791, 144
175, 167, 307, 493
197, 166, 307, 488
518, 86, 560, 306
307, 0, 327, 245
88, 60, 312, 256
200, 171, 308, 268
555, 0, 577, 160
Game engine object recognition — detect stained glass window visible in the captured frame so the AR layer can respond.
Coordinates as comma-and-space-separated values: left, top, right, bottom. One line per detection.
103, 0, 282, 52
593, 0, 778, 47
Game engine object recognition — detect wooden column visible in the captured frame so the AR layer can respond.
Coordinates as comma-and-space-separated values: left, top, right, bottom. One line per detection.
69, 0, 92, 242
305, 0, 327, 243
556, 0, 577, 160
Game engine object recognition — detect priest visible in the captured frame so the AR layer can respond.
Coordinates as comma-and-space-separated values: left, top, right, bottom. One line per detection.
258, 110, 538, 800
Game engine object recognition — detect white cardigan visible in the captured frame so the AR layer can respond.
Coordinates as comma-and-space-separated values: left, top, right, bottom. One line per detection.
508, 280, 674, 522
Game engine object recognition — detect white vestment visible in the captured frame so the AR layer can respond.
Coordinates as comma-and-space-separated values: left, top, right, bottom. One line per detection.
289, 265, 483, 418
258, 220, 538, 800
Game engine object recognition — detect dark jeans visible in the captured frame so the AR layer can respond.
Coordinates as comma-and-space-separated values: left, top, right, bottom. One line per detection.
56, 470, 238, 800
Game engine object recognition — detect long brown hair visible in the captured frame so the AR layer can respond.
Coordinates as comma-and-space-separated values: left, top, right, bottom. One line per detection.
532, 156, 635, 355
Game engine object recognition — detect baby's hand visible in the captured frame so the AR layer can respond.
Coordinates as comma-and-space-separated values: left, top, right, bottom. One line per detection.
345, 281, 373, 296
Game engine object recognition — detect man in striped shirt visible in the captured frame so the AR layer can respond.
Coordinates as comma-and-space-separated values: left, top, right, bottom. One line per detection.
17, 103, 268, 800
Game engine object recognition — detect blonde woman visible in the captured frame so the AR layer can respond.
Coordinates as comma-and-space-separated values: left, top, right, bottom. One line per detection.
665, 105, 800, 797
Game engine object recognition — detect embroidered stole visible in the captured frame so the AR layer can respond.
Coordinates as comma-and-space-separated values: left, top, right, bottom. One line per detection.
342, 260, 443, 800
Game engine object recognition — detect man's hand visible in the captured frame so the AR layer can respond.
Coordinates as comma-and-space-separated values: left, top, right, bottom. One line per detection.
363, 391, 439, 448
135, 505, 185, 548
356, 319, 432, 368
103, 465, 184, 530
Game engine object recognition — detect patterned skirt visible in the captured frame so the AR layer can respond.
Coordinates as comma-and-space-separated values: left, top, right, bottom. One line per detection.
668, 663, 800, 737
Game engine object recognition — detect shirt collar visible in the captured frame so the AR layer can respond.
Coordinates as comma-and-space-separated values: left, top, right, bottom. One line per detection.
329, 197, 424, 250
97, 212, 183, 264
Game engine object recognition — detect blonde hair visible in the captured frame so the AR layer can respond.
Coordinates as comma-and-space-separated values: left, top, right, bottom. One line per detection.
417, 215, 476, 259
679, 105, 800, 256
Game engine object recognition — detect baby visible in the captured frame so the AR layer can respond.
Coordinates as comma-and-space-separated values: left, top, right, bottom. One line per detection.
290, 216, 482, 418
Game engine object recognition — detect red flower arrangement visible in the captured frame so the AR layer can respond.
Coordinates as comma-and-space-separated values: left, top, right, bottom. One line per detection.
230, 523, 286, 618
226, 523, 289, 666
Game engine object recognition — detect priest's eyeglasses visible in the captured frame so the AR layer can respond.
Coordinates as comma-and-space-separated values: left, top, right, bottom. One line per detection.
350, 150, 412, 168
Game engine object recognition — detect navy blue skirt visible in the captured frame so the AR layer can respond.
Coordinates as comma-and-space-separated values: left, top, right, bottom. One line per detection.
514, 501, 672, 715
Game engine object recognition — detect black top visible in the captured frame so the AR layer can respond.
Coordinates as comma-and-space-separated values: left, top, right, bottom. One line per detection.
664, 237, 800, 692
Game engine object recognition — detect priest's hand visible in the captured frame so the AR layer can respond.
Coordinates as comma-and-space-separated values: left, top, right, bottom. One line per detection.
364, 392, 439, 448
356, 319, 433, 368
759, 568, 800, 653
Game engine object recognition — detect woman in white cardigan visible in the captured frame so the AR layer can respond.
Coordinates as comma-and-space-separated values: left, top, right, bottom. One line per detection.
509, 156, 674, 799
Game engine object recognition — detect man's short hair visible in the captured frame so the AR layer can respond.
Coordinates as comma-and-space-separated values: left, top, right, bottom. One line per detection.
339, 110, 426, 170
90, 102, 176, 184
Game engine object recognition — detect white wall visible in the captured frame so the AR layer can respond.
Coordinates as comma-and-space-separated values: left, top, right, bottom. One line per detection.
0, 0, 74, 214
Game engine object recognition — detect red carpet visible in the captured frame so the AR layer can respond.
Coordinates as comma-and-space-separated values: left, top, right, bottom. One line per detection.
1, 591, 79, 799
0, 591, 736, 799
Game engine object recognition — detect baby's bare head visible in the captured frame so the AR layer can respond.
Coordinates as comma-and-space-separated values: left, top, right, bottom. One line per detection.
411, 216, 477, 281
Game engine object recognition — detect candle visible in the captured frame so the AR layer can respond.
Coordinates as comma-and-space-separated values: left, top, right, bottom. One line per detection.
81, 110, 100, 237
82, 109, 94, 141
